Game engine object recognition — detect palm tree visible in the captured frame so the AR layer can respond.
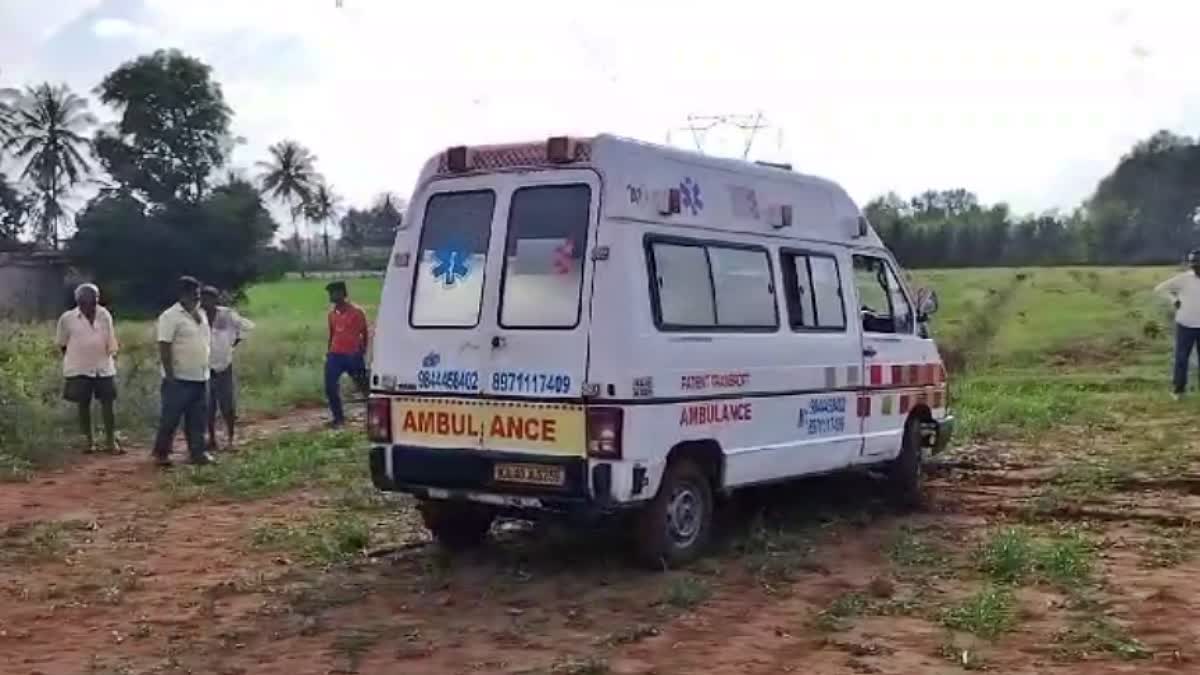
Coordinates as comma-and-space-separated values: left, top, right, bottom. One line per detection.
2, 83, 95, 247
304, 182, 342, 263
257, 140, 319, 262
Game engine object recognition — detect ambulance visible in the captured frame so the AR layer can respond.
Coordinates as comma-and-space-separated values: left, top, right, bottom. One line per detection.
366, 135, 953, 566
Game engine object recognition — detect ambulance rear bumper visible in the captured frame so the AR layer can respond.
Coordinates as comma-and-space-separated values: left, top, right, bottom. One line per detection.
369, 445, 616, 515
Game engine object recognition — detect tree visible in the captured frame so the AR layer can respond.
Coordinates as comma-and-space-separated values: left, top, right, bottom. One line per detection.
303, 182, 341, 262
2, 83, 95, 247
69, 180, 279, 310
93, 49, 233, 205
257, 140, 319, 257
0, 174, 32, 240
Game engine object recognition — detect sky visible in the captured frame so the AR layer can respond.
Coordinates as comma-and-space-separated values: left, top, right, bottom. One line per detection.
2, 0, 1199, 219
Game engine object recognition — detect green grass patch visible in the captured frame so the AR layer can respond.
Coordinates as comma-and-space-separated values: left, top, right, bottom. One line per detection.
887, 526, 951, 572
251, 511, 371, 564
659, 575, 711, 610
813, 592, 870, 632
1054, 617, 1151, 661
974, 527, 1094, 588
162, 429, 358, 501
940, 586, 1017, 639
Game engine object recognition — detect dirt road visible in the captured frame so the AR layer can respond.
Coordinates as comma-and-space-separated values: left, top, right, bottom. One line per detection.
2, 411, 1198, 675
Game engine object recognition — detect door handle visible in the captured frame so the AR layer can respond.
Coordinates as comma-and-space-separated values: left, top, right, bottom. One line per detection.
863, 347, 877, 357
491, 336, 507, 350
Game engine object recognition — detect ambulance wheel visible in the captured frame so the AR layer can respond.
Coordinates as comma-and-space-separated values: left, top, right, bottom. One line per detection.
886, 417, 925, 509
634, 459, 714, 569
419, 500, 495, 550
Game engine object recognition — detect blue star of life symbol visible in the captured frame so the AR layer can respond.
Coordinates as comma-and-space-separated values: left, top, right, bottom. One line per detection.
680, 177, 704, 215
431, 247, 471, 287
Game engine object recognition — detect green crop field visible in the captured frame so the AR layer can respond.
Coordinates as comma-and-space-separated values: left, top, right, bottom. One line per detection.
0, 277, 382, 475
913, 266, 1182, 441
0, 267, 1190, 475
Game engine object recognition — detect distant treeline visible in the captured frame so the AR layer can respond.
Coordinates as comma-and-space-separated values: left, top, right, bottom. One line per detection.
867, 130, 1200, 268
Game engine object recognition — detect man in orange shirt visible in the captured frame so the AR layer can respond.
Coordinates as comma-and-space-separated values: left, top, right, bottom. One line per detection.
325, 281, 370, 427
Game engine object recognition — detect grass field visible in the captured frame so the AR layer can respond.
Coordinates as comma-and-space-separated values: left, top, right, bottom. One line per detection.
1, 266, 1186, 475
0, 277, 381, 475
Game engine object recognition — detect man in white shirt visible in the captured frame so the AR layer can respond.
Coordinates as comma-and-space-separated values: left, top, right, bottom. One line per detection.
201, 286, 255, 451
55, 283, 121, 454
1154, 249, 1200, 398
153, 276, 214, 466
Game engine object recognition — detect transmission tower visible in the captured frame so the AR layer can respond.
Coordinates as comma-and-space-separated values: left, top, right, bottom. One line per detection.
667, 112, 771, 159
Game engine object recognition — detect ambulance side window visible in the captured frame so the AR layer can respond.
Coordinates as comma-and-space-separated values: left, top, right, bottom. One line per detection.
649, 242, 716, 326
648, 238, 777, 330
852, 255, 914, 335
780, 251, 846, 331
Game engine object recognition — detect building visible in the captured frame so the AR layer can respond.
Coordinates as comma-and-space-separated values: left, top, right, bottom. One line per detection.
0, 248, 68, 321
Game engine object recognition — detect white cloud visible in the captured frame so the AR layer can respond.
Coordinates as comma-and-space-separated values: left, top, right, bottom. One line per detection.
92, 17, 156, 42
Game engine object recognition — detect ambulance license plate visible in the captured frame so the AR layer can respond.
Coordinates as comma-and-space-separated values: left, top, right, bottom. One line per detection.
493, 463, 565, 487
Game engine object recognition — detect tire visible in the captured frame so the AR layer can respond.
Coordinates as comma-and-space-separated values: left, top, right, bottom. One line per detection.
634, 459, 714, 569
418, 500, 496, 550
886, 417, 925, 509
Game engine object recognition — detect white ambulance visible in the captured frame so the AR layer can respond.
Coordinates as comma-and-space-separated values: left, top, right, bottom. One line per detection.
366, 135, 953, 566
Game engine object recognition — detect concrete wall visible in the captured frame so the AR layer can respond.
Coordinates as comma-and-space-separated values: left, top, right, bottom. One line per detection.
0, 252, 67, 321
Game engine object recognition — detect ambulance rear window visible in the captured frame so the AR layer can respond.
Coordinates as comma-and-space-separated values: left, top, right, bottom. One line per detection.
410, 190, 495, 328
499, 184, 591, 329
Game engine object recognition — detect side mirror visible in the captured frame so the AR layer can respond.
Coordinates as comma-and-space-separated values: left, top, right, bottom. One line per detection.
916, 288, 939, 318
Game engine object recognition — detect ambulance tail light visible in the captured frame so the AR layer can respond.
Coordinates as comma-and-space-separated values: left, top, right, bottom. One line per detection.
367, 397, 392, 443
586, 407, 624, 459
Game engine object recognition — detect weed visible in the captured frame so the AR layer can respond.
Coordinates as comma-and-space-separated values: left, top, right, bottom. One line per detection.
252, 512, 370, 564
975, 527, 1036, 584
596, 624, 659, 647
330, 625, 385, 671
814, 592, 869, 632
163, 429, 358, 501
973, 527, 1095, 588
937, 640, 989, 671
941, 586, 1016, 639
549, 655, 609, 675
1054, 617, 1151, 661
659, 575, 710, 610
1033, 530, 1094, 587
888, 527, 950, 571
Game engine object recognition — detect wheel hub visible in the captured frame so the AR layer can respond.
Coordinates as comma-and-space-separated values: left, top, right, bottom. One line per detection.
666, 483, 703, 546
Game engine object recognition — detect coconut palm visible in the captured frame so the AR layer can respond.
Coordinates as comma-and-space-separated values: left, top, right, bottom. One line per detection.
2, 83, 96, 247
304, 182, 342, 263
257, 140, 319, 261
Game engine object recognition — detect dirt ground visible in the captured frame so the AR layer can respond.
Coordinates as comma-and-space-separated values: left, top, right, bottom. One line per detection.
2, 410, 1199, 675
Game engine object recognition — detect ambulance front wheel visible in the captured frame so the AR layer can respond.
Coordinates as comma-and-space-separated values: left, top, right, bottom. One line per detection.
633, 458, 714, 569
886, 416, 925, 509
419, 500, 496, 550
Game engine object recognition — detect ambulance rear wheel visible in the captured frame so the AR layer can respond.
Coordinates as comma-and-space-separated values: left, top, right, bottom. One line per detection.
419, 500, 495, 550
886, 417, 925, 509
634, 459, 714, 569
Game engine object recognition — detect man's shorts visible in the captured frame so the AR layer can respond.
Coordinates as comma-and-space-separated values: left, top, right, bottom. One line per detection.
63, 376, 117, 404
209, 367, 236, 420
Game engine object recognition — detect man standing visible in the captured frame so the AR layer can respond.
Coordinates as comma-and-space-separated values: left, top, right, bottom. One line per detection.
202, 286, 255, 451
55, 283, 121, 454
154, 276, 214, 466
1155, 248, 1200, 399
325, 281, 370, 428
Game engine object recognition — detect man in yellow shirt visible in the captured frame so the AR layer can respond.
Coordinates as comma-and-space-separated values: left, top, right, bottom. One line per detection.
153, 276, 214, 466
55, 283, 121, 454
